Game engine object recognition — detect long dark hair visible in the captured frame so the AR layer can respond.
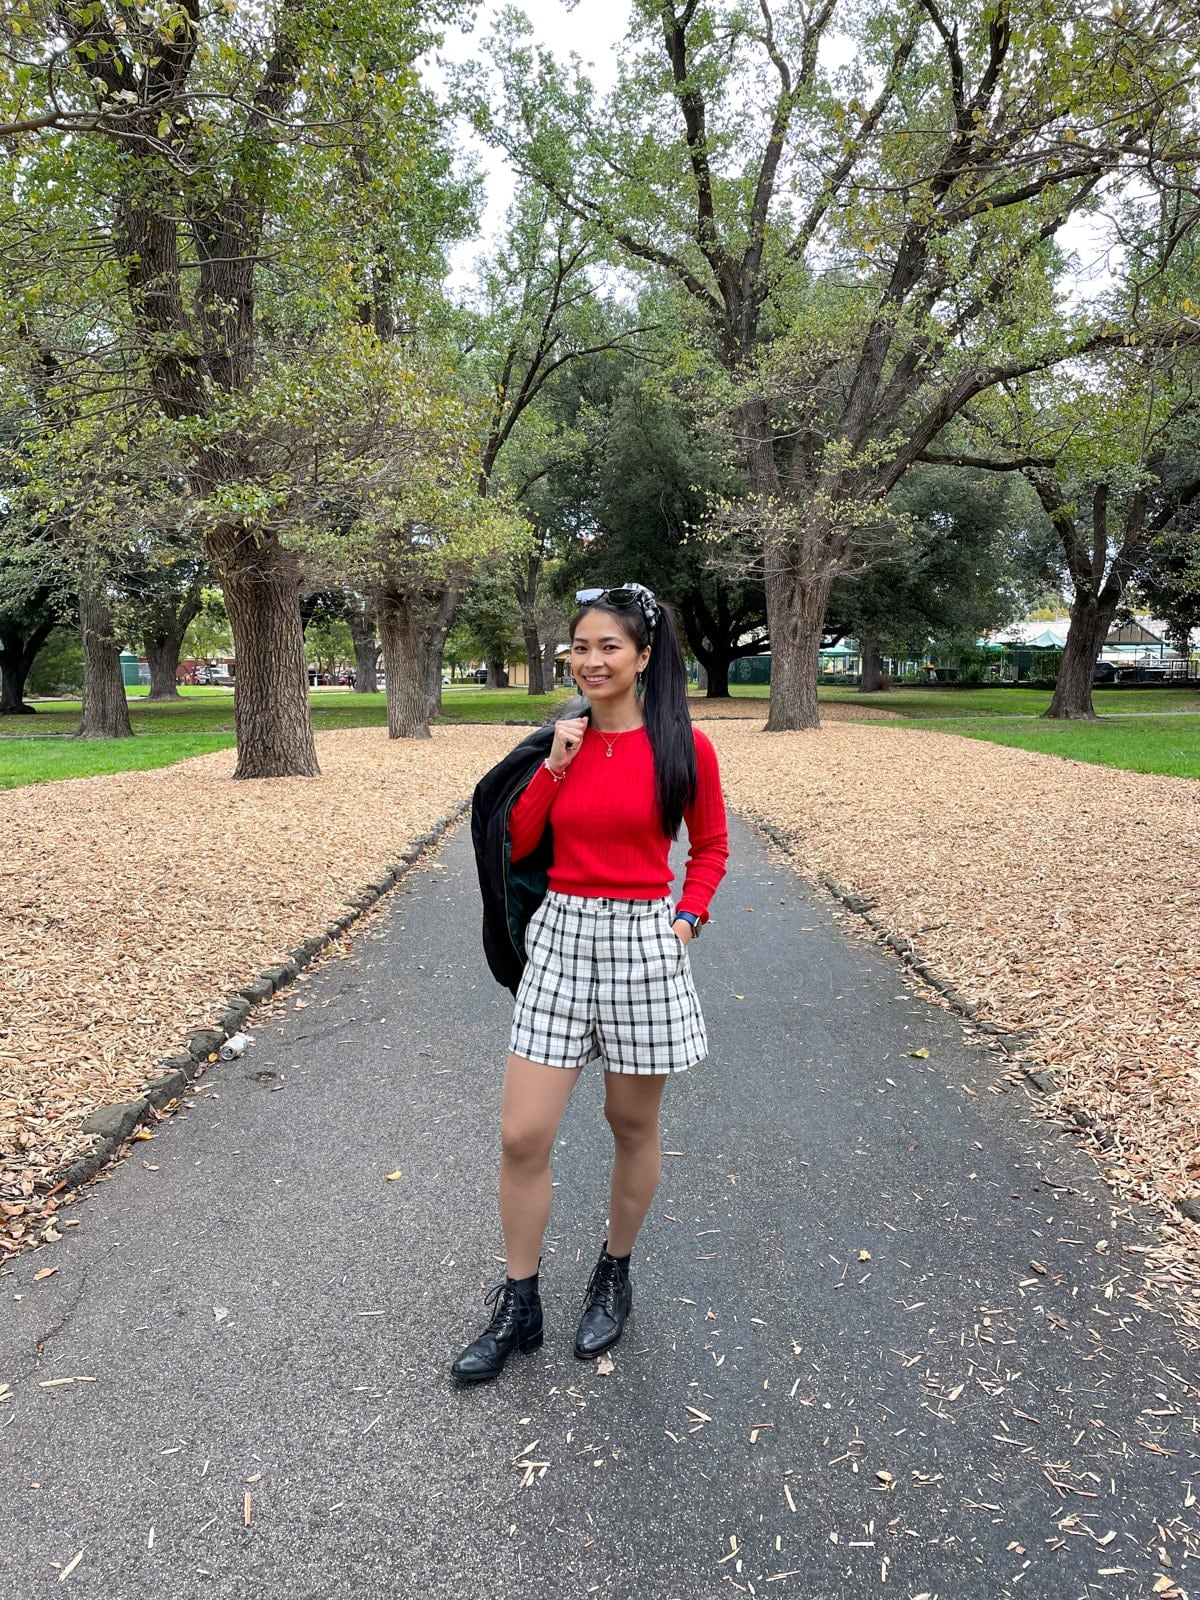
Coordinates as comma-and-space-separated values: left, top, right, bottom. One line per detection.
569, 595, 696, 839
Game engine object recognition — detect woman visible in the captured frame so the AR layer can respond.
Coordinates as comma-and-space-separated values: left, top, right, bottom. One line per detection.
451, 582, 728, 1384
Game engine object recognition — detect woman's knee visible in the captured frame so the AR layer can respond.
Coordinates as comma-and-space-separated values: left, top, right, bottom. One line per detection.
603, 1099, 659, 1148
500, 1116, 555, 1167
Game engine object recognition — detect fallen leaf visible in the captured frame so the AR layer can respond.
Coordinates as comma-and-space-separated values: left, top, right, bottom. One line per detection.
909, 1049, 930, 1059
384, 1170, 403, 1182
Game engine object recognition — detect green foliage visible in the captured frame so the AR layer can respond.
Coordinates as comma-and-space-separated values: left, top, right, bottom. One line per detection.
27, 626, 84, 696
827, 467, 1057, 655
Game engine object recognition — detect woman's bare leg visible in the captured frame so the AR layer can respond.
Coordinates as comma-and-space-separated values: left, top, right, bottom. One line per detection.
602, 1071, 669, 1256
499, 1053, 583, 1277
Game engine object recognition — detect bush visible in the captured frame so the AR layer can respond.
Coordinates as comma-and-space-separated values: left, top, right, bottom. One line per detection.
28, 627, 84, 696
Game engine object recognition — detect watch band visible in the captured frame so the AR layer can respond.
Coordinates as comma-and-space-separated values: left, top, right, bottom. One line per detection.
674, 910, 700, 936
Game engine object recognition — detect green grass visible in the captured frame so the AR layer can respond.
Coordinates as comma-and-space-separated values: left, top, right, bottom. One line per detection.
939, 715, 1200, 778
0, 732, 236, 789
5, 680, 1195, 787
816, 683, 1200, 718
7, 684, 574, 739
0, 685, 574, 788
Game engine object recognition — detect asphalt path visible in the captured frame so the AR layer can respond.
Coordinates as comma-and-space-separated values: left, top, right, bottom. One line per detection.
1, 815, 1197, 1600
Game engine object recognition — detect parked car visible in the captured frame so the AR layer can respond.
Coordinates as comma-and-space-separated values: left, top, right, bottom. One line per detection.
473, 666, 509, 685
1092, 661, 1117, 683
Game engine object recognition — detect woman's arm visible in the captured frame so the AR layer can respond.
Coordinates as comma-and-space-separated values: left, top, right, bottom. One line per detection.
675, 731, 729, 922
508, 760, 561, 862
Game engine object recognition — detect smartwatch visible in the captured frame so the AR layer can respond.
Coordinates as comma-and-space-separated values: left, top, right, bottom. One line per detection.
673, 910, 700, 938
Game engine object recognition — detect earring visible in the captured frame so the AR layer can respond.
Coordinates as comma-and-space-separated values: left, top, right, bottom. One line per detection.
635, 670, 645, 700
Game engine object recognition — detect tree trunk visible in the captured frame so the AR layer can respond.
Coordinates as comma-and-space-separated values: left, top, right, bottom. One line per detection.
702, 648, 732, 698
0, 614, 54, 715
542, 639, 557, 689
350, 616, 379, 694
78, 591, 134, 739
420, 582, 458, 718
858, 633, 886, 693
377, 582, 431, 739
217, 537, 319, 777
1045, 592, 1114, 720
144, 633, 184, 700
764, 566, 834, 731
523, 625, 545, 695
486, 657, 506, 689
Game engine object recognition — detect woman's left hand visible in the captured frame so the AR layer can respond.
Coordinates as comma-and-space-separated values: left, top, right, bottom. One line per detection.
671, 918, 693, 946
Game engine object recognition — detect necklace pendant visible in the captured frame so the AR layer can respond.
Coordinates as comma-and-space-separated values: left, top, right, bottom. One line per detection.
605, 745, 613, 758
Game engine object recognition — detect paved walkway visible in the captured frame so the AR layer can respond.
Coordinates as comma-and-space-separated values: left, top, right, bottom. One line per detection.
1, 816, 1197, 1600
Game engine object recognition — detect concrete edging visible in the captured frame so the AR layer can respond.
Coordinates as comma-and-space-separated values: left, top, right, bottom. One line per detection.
746, 812, 1200, 1228
60, 798, 471, 1196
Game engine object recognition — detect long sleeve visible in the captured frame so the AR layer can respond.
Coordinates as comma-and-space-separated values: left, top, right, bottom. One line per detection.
508, 759, 560, 862
675, 730, 728, 922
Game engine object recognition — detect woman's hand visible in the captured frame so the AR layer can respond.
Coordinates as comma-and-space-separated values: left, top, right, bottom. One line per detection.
671, 917, 693, 947
548, 716, 588, 774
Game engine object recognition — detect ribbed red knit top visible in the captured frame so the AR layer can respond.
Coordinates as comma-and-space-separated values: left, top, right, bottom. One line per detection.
508, 724, 728, 921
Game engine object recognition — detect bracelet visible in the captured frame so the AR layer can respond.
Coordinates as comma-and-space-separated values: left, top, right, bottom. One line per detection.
543, 758, 566, 783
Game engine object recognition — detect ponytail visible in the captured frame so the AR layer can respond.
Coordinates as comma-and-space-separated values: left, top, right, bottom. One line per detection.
641, 601, 696, 839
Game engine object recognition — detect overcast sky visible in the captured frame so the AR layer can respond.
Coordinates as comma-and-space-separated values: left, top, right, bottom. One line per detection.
431, 0, 632, 287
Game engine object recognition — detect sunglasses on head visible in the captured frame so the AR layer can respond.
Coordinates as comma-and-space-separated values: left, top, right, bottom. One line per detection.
575, 583, 661, 626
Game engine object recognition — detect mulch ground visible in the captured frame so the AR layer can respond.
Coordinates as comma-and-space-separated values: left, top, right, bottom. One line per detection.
0, 726, 519, 1255
706, 718, 1200, 1321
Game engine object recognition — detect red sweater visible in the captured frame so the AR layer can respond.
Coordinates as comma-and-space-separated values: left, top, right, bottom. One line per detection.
508, 725, 729, 921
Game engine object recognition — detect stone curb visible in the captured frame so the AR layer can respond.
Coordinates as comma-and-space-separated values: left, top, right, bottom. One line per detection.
59, 798, 471, 1197
748, 812, 1200, 1229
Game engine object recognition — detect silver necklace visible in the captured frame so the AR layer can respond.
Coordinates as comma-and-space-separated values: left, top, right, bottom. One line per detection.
595, 725, 640, 759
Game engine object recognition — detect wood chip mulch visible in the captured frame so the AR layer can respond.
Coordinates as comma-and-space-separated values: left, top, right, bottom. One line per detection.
707, 719, 1200, 1322
0, 726, 520, 1255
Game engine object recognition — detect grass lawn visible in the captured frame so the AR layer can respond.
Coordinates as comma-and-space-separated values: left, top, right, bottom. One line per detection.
0, 685, 573, 788
0, 732, 237, 790
4, 680, 1196, 786
925, 715, 1200, 779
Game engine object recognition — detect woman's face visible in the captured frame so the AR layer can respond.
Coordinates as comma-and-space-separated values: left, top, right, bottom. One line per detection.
570, 609, 651, 706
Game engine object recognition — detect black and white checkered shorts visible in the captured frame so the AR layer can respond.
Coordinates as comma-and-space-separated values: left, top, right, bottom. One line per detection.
509, 892, 708, 1075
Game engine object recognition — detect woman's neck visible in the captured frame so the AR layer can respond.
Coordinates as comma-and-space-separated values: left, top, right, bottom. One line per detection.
588, 694, 644, 733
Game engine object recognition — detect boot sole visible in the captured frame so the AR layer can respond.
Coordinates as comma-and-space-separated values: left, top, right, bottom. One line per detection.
451, 1327, 544, 1384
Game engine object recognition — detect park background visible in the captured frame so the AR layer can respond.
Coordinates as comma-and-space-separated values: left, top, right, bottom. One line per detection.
2, 0, 1199, 1353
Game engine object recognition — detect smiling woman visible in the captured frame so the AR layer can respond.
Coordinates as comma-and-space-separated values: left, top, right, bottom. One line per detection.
452, 582, 730, 1384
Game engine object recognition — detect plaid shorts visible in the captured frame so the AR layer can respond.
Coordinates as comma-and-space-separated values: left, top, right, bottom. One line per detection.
509, 892, 709, 1075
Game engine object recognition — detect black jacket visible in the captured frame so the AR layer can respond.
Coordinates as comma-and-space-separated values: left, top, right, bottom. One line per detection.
471, 698, 589, 994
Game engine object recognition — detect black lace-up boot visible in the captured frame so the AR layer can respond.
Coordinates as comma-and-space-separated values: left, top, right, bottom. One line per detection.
573, 1242, 632, 1359
450, 1272, 544, 1385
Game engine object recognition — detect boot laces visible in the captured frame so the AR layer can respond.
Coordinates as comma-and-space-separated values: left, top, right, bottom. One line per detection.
483, 1280, 534, 1331
584, 1255, 626, 1317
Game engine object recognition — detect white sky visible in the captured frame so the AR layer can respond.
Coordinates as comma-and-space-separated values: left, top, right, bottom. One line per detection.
431, 0, 632, 289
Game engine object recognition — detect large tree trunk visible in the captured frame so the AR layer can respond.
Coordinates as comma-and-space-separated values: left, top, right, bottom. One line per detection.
486, 657, 506, 689
217, 536, 319, 777
377, 582, 431, 739
78, 590, 134, 739
764, 566, 833, 731
0, 613, 54, 715
702, 647, 732, 698
144, 635, 183, 700
522, 624, 545, 695
542, 639, 557, 689
858, 633, 886, 693
1045, 592, 1114, 720
349, 606, 379, 694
